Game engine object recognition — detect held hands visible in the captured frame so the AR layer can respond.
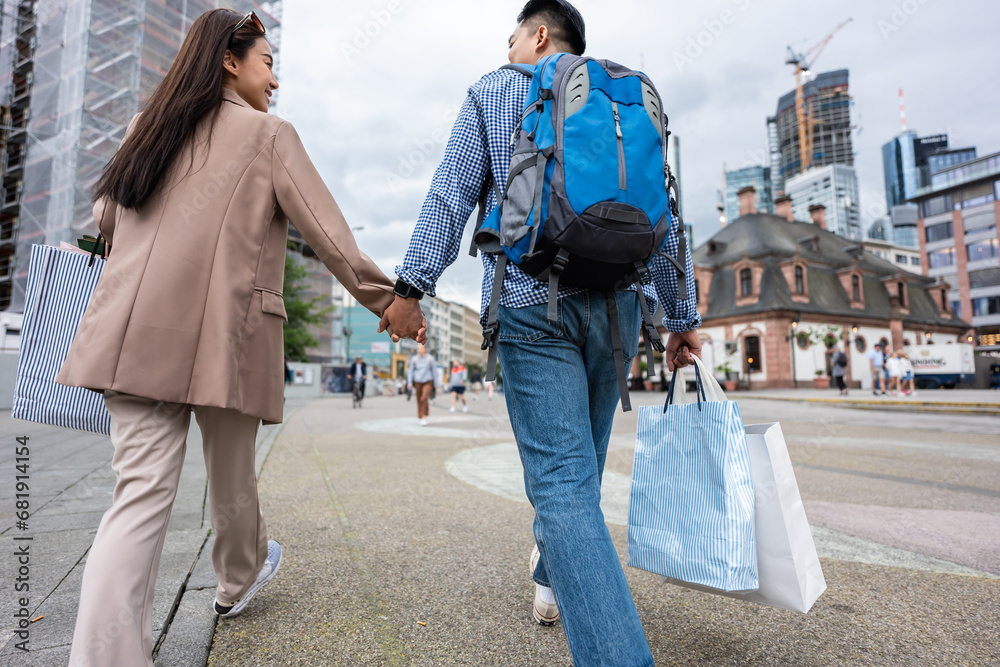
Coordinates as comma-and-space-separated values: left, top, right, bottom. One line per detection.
378, 295, 428, 344
664, 329, 703, 373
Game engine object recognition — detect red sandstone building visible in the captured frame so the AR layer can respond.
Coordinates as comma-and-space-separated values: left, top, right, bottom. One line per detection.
690, 188, 971, 389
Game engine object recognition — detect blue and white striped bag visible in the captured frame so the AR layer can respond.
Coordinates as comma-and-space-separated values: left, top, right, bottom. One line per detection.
627, 356, 757, 592
11, 244, 111, 435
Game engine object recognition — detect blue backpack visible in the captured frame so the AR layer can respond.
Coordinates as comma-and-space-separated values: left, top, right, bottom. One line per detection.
472, 54, 687, 411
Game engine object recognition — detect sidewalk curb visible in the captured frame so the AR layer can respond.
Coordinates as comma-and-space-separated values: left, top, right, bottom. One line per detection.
740, 394, 1000, 415
151, 401, 305, 666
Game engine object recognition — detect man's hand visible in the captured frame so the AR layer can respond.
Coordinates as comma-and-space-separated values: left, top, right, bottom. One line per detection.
379, 296, 428, 344
664, 329, 702, 373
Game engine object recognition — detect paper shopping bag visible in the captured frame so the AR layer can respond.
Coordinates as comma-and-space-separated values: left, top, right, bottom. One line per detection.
627, 357, 758, 592
12, 245, 111, 435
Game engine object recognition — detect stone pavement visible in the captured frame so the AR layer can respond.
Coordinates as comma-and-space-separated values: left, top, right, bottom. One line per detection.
203, 392, 998, 666
0, 402, 296, 665
2, 390, 999, 666
736, 388, 1000, 415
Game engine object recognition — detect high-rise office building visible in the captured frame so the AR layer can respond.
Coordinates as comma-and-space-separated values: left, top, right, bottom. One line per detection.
724, 165, 773, 223
0, 0, 284, 311
882, 131, 976, 209
785, 164, 862, 241
767, 69, 853, 195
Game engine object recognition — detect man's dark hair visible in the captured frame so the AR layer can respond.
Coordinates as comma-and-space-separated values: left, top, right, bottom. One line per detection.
517, 0, 586, 56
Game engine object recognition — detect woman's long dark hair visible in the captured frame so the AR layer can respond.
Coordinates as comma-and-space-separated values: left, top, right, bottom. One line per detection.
93, 10, 261, 210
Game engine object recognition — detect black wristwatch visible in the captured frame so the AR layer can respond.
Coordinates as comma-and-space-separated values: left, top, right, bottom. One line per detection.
393, 279, 424, 301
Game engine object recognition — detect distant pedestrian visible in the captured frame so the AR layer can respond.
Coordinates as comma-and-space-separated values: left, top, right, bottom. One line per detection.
868, 342, 886, 395
350, 356, 368, 400
449, 361, 468, 413
54, 10, 419, 666
886, 350, 903, 396
470, 368, 483, 400
407, 344, 438, 426
832, 343, 849, 396
900, 351, 916, 396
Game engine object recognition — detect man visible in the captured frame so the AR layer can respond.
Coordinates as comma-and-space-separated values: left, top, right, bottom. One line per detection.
383, 2, 699, 664
868, 342, 886, 395
349, 356, 367, 398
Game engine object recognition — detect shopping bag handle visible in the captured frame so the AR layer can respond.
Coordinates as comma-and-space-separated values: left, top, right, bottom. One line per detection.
664, 362, 707, 412
87, 233, 108, 268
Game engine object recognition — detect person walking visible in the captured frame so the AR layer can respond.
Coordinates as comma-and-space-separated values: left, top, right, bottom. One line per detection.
831, 343, 849, 396
868, 342, 886, 395
886, 349, 903, 396
470, 367, 483, 400
350, 356, 368, 404
383, 2, 699, 663
900, 351, 916, 396
55, 10, 423, 666
448, 360, 469, 413
407, 344, 438, 425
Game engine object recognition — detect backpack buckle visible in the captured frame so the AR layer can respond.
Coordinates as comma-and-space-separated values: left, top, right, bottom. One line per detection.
551, 252, 570, 275
636, 265, 653, 285
481, 325, 497, 351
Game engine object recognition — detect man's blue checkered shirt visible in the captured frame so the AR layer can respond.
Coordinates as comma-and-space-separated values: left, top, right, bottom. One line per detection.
395, 67, 701, 333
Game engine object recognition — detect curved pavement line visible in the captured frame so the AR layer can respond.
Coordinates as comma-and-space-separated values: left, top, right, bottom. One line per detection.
444, 442, 999, 581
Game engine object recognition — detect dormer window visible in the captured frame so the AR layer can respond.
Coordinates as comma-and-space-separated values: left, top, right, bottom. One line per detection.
794, 266, 805, 295
897, 281, 906, 308
941, 289, 948, 312
740, 269, 752, 297
852, 275, 861, 302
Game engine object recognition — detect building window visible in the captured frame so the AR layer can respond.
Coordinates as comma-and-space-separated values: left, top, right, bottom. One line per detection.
740, 269, 753, 297
744, 336, 762, 372
895, 254, 908, 264
967, 238, 1000, 263
925, 221, 954, 243
973, 296, 1000, 317
796, 331, 810, 350
941, 290, 948, 312
922, 195, 952, 218
950, 300, 963, 319
929, 249, 956, 269
879, 337, 890, 350
852, 275, 861, 301
904, 339, 912, 347
897, 281, 906, 308
911, 256, 921, 267
794, 266, 805, 294
854, 336, 866, 353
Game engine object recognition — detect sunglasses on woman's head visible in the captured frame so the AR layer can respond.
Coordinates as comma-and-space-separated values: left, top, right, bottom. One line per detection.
233, 12, 265, 35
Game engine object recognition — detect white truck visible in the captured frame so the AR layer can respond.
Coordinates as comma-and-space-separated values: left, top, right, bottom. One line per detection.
907, 344, 976, 389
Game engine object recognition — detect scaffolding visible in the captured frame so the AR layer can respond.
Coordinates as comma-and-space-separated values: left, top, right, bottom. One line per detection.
0, 0, 284, 311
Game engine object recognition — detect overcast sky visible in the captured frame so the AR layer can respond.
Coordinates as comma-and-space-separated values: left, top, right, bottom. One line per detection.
274, 0, 1000, 311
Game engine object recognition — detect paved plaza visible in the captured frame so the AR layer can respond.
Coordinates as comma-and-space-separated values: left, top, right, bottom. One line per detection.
1, 388, 998, 665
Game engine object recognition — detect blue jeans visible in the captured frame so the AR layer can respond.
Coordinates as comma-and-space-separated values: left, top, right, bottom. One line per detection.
498, 290, 654, 667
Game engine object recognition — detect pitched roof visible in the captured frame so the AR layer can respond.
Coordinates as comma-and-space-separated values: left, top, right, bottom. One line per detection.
694, 213, 970, 330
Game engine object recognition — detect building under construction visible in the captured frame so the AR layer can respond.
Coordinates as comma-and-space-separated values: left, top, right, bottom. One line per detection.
767, 69, 854, 195
0, 0, 283, 311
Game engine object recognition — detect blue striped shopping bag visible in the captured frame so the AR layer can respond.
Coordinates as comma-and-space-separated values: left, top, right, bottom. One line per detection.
627, 359, 758, 592
11, 244, 111, 435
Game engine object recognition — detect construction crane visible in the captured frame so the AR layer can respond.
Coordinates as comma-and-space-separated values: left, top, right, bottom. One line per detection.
786, 18, 853, 173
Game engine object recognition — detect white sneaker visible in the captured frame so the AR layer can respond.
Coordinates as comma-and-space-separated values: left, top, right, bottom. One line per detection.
449, 407, 456, 413
462, 405, 468, 413
530, 546, 559, 625
419, 418, 428, 426
214, 540, 282, 618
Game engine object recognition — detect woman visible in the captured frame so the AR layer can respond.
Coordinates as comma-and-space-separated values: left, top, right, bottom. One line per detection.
57, 10, 421, 666
407, 343, 439, 425
831, 343, 849, 396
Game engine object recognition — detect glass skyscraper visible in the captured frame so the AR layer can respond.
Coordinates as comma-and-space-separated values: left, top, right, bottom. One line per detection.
724, 165, 773, 222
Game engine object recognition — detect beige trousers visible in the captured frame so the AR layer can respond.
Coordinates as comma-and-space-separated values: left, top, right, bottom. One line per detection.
68, 391, 268, 667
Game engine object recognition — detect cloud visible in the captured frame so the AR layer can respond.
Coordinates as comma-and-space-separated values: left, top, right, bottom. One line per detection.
277, 0, 1000, 312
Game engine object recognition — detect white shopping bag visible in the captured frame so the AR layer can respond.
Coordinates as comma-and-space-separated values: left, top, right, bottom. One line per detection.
652, 361, 827, 613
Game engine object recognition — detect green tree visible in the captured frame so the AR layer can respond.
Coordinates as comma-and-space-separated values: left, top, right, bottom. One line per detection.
283, 250, 334, 362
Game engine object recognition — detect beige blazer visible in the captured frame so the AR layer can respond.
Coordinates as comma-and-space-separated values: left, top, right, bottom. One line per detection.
57, 89, 394, 424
